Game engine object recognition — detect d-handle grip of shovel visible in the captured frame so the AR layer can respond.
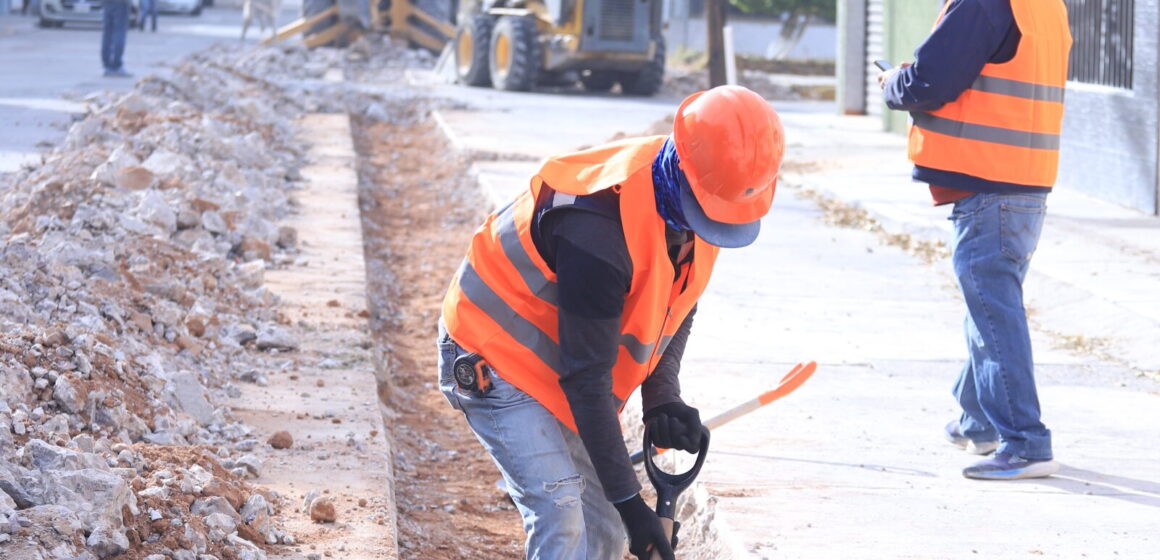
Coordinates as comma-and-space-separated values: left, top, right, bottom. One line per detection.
644, 422, 710, 560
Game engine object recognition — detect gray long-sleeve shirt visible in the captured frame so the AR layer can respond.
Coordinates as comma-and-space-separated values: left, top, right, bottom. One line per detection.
536, 190, 695, 503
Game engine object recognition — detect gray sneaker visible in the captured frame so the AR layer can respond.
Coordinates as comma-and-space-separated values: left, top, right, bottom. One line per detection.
962, 453, 1059, 480
103, 69, 134, 78
944, 420, 999, 455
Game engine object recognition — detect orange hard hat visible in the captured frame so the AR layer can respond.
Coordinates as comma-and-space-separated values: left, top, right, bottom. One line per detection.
672, 86, 785, 228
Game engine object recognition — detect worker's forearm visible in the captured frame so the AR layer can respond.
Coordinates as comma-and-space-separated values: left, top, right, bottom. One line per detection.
882, 0, 1007, 113
640, 306, 696, 413
559, 361, 642, 503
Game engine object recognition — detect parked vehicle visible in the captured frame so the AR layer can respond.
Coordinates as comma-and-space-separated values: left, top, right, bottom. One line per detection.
157, 0, 202, 16
38, 0, 138, 28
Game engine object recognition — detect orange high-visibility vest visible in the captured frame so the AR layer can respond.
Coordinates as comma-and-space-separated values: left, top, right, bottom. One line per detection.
909, 0, 1072, 187
442, 136, 720, 432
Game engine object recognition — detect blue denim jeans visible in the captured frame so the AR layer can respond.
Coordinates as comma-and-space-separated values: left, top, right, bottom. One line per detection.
138, 0, 157, 30
948, 192, 1052, 460
437, 324, 627, 560
100, 0, 130, 72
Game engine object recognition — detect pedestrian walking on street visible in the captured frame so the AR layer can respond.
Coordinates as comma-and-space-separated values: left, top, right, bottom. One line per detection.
138, 0, 158, 32
878, 0, 1071, 480
437, 85, 785, 559
100, 0, 133, 77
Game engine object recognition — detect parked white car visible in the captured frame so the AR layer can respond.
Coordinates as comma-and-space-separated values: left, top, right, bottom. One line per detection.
156, 0, 202, 16
37, 0, 138, 28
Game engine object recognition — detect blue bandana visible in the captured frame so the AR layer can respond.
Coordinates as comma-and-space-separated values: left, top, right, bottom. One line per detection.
651, 137, 692, 232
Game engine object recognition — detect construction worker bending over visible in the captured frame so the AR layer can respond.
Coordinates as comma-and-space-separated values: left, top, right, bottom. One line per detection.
878, 0, 1071, 480
437, 85, 785, 559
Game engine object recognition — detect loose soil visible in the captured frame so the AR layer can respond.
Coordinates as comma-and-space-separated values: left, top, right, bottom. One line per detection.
352, 113, 525, 559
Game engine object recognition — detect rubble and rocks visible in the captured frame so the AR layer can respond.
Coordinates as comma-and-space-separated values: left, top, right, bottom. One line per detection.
266, 430, 293, 450
307, 497, 337, 524
0, 35, 434, 559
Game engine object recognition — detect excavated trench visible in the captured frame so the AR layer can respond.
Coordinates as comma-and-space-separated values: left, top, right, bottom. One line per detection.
351, 110, 525, 559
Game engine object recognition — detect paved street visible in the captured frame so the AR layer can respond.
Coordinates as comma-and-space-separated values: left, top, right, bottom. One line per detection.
0, 5, 296, 172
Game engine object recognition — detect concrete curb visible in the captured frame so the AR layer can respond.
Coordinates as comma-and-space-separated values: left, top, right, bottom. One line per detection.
245, 113, 398, 559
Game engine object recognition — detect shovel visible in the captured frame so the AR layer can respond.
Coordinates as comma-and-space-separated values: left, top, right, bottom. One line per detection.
643, 421, 710, 560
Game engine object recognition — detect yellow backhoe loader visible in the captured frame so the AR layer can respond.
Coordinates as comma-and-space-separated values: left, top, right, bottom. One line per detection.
453, 0, 666, 95
268, 0, 454, 51
270, 0, 665, 95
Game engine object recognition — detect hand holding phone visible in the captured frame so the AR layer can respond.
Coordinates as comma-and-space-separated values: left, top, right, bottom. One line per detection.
874, 59, 893, 72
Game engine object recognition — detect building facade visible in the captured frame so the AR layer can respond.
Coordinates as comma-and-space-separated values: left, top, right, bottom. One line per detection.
837, 0, 1160, 215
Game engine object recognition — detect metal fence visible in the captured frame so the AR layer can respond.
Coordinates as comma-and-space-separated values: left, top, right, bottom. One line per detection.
1065, 0, 1134, 89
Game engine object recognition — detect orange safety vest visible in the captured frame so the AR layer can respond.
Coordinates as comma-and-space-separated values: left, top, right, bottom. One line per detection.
442, 136, 720, 432
909, 0, 1072, 188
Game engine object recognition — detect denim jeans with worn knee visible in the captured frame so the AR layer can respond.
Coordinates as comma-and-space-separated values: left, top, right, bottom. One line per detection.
437, 324, 627, 560
948, 192, 1052, 460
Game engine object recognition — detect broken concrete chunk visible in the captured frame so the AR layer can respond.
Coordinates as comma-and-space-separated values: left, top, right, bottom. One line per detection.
114, 166, 156, 191
255, 325, 297, 352
141, 148, 192, 179
168, 373, 216, 427
52, 375, 87, 414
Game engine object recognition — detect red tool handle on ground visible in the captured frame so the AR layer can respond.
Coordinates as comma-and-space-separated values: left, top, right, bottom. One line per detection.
631, 361, 818, 465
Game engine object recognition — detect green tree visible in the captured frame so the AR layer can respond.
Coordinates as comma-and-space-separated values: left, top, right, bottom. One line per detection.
729, 0, 837, 59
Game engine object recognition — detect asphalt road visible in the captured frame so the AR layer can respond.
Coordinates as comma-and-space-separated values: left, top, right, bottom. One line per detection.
0, 5, 296, 172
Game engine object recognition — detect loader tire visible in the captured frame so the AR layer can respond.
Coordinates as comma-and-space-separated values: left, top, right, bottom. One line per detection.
618, 35, 665, 96
579, 70, 617, 92
489, 15, 540, 92
454, 14, 494, 87
303, 0, 340, 46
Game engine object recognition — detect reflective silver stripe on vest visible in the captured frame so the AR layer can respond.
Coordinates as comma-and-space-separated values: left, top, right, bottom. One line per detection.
552, 192, 577, 208
619, 333, 675, 365
619, 333, 653, 364
655, 334, 674, 358
457, 261, 564, 373
912, 113, 1060, 150
972, 75, 1065, 103
496, 202, 559, 307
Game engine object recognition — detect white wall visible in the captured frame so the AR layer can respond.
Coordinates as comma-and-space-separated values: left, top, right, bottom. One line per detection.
665, 16, 838, 61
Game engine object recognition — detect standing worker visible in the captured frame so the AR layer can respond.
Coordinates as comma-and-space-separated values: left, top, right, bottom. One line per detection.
878, 0, 1071, 480
438, 85, 785, 559
100, 0, 133, 77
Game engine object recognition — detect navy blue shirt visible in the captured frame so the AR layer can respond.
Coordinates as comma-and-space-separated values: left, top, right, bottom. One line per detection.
883, 0, 1035, 194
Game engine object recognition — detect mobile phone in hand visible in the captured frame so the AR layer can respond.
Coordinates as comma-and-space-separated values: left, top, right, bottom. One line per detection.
874, 59, 893, 71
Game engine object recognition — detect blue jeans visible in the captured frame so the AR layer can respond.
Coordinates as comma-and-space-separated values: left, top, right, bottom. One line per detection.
100, 0, 130, 72
138, 0, 157, 30
948, 192, 1052, 460
437, 325, 627, 560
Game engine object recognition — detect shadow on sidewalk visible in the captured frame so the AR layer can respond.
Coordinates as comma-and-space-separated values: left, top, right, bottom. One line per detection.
1038, 465, 1160, 509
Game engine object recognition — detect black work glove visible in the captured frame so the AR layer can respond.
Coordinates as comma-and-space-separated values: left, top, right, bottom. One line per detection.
643, 401, 704, 454
614, 494, 675, 560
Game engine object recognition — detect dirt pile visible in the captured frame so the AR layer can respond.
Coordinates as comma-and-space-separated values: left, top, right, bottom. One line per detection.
0, 36, 433, 560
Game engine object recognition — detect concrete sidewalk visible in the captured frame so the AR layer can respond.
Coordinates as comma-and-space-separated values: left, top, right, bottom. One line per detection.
781, 110, 1160, 377
418, 78, 1160, 558
686, 107, 1160, 559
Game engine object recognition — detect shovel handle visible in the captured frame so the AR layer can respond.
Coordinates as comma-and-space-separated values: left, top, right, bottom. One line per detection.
648, 517, 676, 560
631, 361, 817, 465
